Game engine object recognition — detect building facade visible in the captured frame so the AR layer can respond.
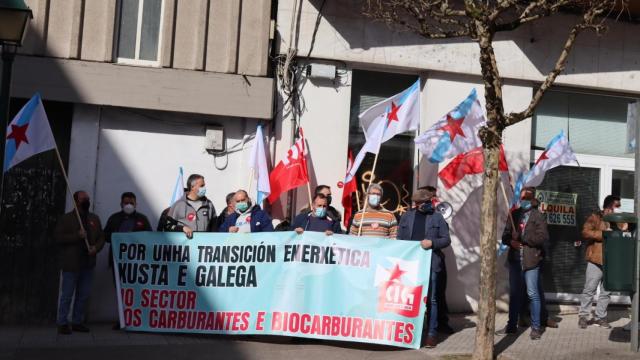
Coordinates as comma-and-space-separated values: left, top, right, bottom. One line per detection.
272, 0, 640, 313
1, 0, 639, 323
1, 0, 274, 323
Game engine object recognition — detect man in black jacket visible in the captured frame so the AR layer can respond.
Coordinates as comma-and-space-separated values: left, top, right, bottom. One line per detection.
397, 188, 451, 348
104, 192, 152, 329
497, 187, 549, 340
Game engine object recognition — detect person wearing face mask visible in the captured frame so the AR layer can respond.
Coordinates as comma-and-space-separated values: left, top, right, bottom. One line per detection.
497, 187, 548, 341
291, 193, 342, 235
165, 174, 217, 238
396, 188, 451, 348
578, 195, 622, 330
103, 192, 152, 329
299, 185, 342, 225
349, 183, 398, 238
219, 189, 274, 233
216, 192, 237, 230
54, 191, 105, 335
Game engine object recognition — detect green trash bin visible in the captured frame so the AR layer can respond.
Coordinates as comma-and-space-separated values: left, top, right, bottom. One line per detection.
602, 212, 637, 292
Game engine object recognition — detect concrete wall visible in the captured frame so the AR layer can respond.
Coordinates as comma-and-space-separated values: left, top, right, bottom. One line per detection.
66, 104, 268, 321
22, 0, 272, 77
277, 0, 640, 94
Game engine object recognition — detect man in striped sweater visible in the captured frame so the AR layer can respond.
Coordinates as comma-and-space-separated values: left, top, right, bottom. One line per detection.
349, 183, 398, 238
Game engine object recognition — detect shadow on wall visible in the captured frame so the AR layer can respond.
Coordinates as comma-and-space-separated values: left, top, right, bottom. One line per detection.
439, 178, 512, 313
302, 0, 639, 75
0, 20, 86, 324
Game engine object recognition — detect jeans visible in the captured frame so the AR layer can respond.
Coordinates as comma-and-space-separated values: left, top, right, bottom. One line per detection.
508, 261, 542, 329
427, 270, 439, 337
579, 262, 610, 319
57, 269, 94, 326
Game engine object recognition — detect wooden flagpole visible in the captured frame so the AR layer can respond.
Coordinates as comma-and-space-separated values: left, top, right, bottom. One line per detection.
499, 180, 517, 234
357, 122, 386, 236
53, 146, 90, 249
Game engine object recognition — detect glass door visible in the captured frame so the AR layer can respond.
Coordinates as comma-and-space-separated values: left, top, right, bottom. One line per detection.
534, 152, 634, 303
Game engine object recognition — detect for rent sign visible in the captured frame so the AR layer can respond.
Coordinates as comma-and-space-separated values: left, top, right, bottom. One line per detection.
536, 190, 578, 226
112, 232, 431, 349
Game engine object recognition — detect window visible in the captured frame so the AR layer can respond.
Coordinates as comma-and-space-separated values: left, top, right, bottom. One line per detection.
533, 90, 634, 158
116, 0, 163, 65
348, 70, 418, 218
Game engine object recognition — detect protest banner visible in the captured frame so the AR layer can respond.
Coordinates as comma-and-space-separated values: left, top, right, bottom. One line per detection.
535, 190, 578, 226
112, 232, 431, 349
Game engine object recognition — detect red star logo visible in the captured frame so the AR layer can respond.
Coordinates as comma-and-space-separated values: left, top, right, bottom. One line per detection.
386, 102, 401, 126
439, 114, 466, 141
388, 264, 406, 282
535, 150, 549, 165
7, 123, 29, 150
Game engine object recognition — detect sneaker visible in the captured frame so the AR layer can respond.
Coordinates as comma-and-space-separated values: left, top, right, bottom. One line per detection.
424, 336, 438, 348
530, 327, 543, 340
57, 325, 71, 335
496, 325, 517, 336
71, 324, 90, 332
578, 316, 589, 329
592, 318, 611, 329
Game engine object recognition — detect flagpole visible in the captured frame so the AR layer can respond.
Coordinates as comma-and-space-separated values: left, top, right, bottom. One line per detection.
358, 124, 386, 236
306, 182, 313, 210
53, 146, 90, 249
499, 180, 517, 234
247, 167, 255, 202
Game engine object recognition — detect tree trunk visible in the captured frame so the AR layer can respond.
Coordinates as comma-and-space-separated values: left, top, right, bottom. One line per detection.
472, 22, 505, 360
472, 146, 501, 360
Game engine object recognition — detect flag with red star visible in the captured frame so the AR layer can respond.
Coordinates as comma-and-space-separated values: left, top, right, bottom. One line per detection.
346, 79, 421, 182
4, 94, 56, 172
414, 88, 485, 163
521, 130, 577, 188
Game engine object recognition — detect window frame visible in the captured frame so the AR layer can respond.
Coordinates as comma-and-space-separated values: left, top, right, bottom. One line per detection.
115, 0, 165, 67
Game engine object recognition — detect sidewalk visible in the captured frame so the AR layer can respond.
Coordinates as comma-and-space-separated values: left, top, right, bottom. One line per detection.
1, 311, 638, 360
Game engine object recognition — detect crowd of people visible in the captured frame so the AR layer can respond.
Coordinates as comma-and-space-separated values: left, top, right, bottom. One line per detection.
52, 173, 632, 348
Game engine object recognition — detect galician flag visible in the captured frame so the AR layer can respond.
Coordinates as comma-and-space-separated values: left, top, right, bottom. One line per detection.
414, 88, 485, 163
521, 130, 577, 188
249, 125, 271, 206
169, 167, 184, 206
4, 94, 56, 172
346, 79, 421, 182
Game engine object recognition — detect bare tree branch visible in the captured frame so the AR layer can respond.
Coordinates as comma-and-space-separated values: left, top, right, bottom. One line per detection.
506, 0, 617, 126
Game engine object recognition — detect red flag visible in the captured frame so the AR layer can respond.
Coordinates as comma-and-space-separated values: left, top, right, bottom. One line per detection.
438, 146, 508, 190
267, 128, 309, 204
339, 149, 357, 228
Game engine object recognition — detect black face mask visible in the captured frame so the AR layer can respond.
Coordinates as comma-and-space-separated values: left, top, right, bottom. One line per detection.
79, 200, 91, 213
326, 195, 332, 206
418, 202, 434, 214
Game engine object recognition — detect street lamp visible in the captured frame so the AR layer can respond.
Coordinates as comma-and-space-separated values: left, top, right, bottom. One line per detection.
0, 0, 32, 196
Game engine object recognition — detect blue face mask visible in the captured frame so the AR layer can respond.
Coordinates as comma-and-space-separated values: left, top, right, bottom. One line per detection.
236, 201, 249, 213
520, 200, 532, 210
314, 207, 327, 218
197, 186, 206, 198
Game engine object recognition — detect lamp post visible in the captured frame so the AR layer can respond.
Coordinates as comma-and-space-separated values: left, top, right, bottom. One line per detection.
0, 0, 32, 197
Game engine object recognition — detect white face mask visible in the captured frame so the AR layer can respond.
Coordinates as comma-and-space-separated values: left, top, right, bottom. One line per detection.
613, 207, 622, 214
123, 203, 135, 215
368, 194, 381, 207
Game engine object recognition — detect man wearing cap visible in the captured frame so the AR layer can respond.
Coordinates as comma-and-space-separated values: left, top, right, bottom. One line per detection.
397, 188, 451, 348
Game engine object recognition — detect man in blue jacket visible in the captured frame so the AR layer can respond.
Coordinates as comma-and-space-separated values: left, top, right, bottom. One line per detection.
219, 190, 274, 233
291, 193, 342, 235
397, 188, 451, 349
